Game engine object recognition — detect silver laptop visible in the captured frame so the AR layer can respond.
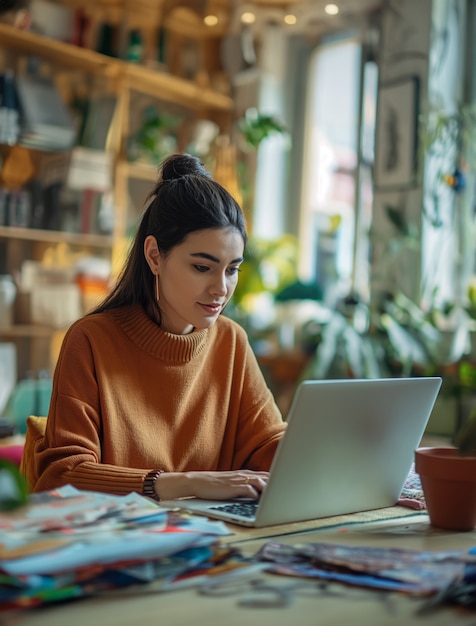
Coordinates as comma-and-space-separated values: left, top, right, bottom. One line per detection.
160, 377, 442, 527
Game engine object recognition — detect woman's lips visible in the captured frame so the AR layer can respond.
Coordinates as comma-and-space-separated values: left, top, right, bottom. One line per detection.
198, 302, 222, 314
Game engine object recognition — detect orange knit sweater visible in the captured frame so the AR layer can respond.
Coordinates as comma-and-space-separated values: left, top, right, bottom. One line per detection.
32, 305, 286, 495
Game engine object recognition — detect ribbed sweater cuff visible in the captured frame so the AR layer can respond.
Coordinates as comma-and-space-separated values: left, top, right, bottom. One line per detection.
64, 462, 150, 496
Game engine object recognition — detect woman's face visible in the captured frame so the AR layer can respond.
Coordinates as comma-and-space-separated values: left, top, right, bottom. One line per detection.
148, 227, 245, 334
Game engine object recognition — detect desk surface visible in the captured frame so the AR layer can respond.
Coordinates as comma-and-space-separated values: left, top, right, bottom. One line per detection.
3, 512, 476, 626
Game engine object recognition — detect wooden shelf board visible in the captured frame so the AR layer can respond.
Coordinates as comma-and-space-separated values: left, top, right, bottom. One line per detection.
125, 64, 233, 111
0, 226, 113, 248
0, 23, 121, 76
0, 325, 54, 337
122, 161, 158, 182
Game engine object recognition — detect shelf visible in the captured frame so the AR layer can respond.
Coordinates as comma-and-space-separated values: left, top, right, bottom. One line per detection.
0, 23, 121, 77
0, 226, 113, 248
0, 325, 54, 338
124, 64, 233, 112
0, 23, 233, 113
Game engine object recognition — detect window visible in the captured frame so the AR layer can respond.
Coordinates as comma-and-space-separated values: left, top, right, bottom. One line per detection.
299, 37, 377, 306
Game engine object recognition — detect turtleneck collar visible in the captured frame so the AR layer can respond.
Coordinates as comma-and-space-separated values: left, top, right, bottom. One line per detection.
110, 305, 209, 363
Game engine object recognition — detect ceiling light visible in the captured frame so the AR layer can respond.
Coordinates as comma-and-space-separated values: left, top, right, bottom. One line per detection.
241, 11, 256, 25
324, 4, 339, 15
284, 13, 297, 25
203, 14, 218, 26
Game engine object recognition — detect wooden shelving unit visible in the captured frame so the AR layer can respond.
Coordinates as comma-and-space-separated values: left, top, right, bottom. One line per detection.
0, 15, 234, 378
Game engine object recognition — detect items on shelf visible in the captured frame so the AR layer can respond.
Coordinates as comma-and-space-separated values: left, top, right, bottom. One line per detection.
66, 147, 113, 194
0, 276, 17, 328
15, 247, 111, 329
0, 60, 77, 153
0, 70, 20, 146
0, 343, 16, 413
15, 73, 76, 152
0, 188, 32, 227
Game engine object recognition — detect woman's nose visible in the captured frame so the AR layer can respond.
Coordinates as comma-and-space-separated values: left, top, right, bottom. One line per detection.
210, 273, 227, 295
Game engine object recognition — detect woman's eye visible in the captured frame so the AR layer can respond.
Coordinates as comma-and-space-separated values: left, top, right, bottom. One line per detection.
194, 265, 209, 273
227, 267, 241, 276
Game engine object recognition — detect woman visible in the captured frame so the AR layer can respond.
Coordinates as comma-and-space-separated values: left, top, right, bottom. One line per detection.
31, 154, 286, 501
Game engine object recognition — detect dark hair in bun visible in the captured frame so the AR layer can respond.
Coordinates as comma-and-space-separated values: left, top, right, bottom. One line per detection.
159, 153, 212, 182
92, 153, 247, 315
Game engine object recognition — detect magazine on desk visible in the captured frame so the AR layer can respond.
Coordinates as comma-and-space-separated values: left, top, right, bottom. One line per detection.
0, 484, 174, 533
0, 485, 236, 609
254, 541, 476, 596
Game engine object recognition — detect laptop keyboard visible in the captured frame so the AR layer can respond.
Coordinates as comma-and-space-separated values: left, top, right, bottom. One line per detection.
209, 502, 259, 518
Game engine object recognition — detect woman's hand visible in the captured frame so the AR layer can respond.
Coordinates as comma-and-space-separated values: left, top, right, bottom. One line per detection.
156, 470, 269, 501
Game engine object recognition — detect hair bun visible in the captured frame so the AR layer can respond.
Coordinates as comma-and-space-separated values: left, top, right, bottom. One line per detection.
160, 153, 211, 182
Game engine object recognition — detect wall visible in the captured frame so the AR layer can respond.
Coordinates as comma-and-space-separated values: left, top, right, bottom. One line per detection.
370, 0, 469, 310
370, 0, 432, 306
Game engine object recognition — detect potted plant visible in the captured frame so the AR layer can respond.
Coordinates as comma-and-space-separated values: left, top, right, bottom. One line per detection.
415, 413, 476, 531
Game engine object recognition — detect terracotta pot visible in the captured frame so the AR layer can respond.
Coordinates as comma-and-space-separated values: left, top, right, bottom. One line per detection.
415, 447, 476, 531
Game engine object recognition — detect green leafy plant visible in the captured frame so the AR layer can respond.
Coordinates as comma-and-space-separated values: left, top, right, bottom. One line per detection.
303, 306, 383, 381
231, 234, 299, 310
234, 108, 290, 221
237, 109, 289, 150
0, 458, 28, 511
377, 292, 470, 375
304, 290, 471, 382
128, 106, 181, 165
421, 102, 476, 172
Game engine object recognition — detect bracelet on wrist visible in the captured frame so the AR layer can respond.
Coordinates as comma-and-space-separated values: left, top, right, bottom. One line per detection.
142, 469, 163, 501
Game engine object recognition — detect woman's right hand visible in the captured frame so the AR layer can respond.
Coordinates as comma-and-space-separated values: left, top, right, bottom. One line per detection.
155, 470, 269, 501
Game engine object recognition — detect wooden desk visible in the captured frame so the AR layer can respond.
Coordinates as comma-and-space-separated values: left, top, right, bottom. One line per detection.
3, 511, 476, 626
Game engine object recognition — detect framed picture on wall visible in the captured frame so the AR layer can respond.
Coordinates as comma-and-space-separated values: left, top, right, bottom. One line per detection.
374, 76, 420, 190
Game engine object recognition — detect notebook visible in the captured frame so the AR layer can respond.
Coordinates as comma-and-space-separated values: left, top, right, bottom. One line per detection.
160, 377, 442, 527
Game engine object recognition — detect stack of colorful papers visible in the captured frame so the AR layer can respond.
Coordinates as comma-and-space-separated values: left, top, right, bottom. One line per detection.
0, 485, 236, 610
254, 541, 476, 595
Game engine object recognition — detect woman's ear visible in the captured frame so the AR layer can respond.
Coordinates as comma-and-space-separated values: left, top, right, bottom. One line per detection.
144, 235, 161, 274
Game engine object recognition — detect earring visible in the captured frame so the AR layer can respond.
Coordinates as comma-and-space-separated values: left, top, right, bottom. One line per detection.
155, 273, 160, 303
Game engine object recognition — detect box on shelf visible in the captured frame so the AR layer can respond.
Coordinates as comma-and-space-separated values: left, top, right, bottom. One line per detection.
31, 283, 82, 328
15, 261, 82, 328
16, 284, 82, 329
